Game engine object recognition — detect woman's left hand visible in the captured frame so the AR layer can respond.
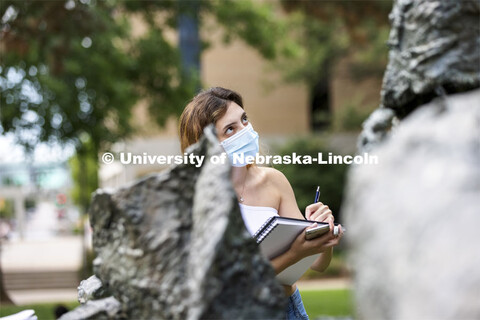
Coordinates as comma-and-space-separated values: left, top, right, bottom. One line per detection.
324, 223, 344, 247
305, 202, 334, 229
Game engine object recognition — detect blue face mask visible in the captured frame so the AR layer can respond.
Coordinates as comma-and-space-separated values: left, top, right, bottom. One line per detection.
220, 123, 259, 167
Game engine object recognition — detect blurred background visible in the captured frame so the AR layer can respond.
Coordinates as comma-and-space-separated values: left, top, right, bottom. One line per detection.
0, 0, 392, 317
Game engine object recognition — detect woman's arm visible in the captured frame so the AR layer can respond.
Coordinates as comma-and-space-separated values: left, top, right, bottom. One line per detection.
270, 228, 335, 274
310, 247, 332, 272
267, 168, 308, 220
270, 247, 299, 274
266, 168, 341, 273
304, 202, 341, 272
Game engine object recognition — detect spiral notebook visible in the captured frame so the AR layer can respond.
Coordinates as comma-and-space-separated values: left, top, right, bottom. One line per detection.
253, 216, 328, 285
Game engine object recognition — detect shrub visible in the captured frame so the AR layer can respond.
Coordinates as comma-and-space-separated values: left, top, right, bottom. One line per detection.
273, 138, 349, 223
339, 105, 371, 131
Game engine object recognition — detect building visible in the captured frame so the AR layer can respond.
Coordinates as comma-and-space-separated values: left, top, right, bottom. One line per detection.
100, 9, 382, 188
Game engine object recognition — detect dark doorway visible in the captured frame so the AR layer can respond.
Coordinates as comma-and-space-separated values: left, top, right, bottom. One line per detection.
311, 73, 331, 131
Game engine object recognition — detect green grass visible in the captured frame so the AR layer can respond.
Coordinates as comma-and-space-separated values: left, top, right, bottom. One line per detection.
301, 289, 354, 318
0, 301, 79, 320
0, 289, 354, 319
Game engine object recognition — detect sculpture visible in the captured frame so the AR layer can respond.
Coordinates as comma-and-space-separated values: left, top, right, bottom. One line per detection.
344, 1, 480, 319
60, 126, 286, 320
358, 0, 480, 151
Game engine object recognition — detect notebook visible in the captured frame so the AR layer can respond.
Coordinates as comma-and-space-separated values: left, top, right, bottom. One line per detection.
253, 216, 330, 285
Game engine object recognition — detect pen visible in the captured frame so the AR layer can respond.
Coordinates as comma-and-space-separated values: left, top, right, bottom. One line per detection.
314, 186, 320, 203
314, 186, 345, 235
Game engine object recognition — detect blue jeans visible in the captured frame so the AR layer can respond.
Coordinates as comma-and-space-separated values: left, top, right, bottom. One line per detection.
285, 287, 309, 320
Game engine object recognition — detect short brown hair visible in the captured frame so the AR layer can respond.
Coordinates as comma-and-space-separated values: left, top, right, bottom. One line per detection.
179, 87, 243, 152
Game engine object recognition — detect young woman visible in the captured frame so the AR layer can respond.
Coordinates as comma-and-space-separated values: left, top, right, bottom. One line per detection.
179, 87, 343, 320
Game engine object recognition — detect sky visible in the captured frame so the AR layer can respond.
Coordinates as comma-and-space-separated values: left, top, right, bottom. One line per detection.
0, 133, 75, 165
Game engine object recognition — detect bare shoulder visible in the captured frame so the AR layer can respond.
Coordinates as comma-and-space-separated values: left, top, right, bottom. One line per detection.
258, 167, 290, 189
259, 167, 302, 219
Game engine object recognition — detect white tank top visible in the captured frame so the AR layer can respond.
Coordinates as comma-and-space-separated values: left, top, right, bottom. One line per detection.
239, 203, 279, 236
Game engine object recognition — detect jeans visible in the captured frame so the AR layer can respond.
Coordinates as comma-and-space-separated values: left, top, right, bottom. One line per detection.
285, 287, 309, 320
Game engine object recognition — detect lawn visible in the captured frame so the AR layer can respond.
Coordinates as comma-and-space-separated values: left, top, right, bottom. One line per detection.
0, 289, 354, 319
301, 289, 354, 318
0, 301, 79, 320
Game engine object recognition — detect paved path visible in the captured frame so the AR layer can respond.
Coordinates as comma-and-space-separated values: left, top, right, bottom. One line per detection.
2, 236, 82, 273
297, 278, 352, 291
2, 201, 83, 272
6, 279, 351, 305
6, 289, 78, 305
1, 201, 83, 305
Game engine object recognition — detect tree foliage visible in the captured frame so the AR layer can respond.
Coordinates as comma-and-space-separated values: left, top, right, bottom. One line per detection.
0, 0, 294, 154
1, 0, 394, 211
1, 0, 394, 153
1, 0, 300, 211
1, 1, 138, 153
279, 0, 393, 84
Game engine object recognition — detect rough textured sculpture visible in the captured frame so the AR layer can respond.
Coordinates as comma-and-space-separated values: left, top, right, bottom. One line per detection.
344, 0, 480, 319
345, 90, 480, 319
77, 275, 107, 304
359, 0, 480, 151
60, 126, 286, 320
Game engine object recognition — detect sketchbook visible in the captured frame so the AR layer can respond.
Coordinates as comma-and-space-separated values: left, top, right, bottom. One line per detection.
253, 216, 330, 285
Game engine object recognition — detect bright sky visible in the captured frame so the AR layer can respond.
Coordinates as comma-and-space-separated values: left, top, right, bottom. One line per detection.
1, 58, 78, 165
0, 133, 75, 164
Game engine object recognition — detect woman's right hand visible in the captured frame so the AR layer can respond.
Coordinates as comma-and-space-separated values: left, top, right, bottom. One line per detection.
288, 223, 339, 262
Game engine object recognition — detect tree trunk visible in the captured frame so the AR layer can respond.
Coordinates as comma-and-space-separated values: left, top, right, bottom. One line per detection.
0, 243, 14, 305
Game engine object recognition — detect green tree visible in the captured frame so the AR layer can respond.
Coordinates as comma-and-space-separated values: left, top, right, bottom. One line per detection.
69, 136, 98, 214
1, 0, 393, 153
1, 0, 296, 210
258, 0, 393, 131
1, 0, 393, 208
280, 0, 393, 84
0, 0, 295, 153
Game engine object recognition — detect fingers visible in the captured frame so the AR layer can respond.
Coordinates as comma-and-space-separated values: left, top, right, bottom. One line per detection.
308, 205, 334, 223
295, 224, 344, 258
310, 224, 344, 252
305, 202, 323, 220
319, 239, 339, 250
311, 236, 338, 253
306, 230, 333, 246
306, 222, 318, 230
327, 216, 335, 230
316, 210, 332, 222
321, 230, 343, 248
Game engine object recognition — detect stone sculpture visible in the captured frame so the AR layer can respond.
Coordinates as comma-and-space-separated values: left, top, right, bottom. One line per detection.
344, 0, 480, 319
345, 89, 480, 319
359, 0, 480, 151
60, 126, 286, 320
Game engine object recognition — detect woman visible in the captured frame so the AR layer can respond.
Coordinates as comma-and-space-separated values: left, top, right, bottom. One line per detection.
179, 87, 343, 320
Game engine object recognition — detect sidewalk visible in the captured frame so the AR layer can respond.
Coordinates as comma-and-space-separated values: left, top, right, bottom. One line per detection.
1, 236, 83, 305
5, 279, 352, 306
1, 201, 84, 305
296, 278, 352, 291
5, 289, 79, 305
2, 236, 83, 273
5, 278, 353, 306
2, 201, 83, 272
